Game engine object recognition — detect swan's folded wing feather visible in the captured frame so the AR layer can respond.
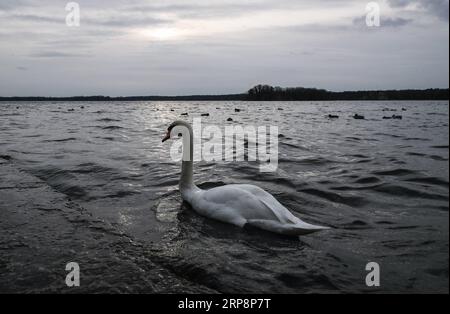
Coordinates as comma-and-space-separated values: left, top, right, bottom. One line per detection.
198, 184, 296, 223
192, 184, 329, 234
258, 198, 290, 224
197, 185, 280, 222
236, 184, 300, 224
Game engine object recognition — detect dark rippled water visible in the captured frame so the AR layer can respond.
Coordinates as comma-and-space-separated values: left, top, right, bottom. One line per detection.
0, 101, 448, 293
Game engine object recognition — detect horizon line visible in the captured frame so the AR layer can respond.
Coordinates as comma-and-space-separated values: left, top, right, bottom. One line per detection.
1, 86, 449, 99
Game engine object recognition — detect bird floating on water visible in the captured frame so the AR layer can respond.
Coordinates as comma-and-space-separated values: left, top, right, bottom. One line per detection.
161, 120, 329, 236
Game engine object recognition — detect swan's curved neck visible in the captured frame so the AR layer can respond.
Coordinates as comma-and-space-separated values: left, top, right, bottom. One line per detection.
178, 123, 199, 196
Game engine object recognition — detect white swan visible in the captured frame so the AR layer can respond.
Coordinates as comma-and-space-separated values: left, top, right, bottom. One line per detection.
162, 120, 329, 236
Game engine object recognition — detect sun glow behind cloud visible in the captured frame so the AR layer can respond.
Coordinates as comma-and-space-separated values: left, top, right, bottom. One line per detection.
134, 3, 370, 42
128, 0, 442, 52
139, 27, 182, 41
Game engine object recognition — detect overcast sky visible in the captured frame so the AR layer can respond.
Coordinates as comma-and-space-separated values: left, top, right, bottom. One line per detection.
0, 0, 448, 96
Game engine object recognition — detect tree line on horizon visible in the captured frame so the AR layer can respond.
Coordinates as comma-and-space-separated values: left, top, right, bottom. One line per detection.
0, 85, 448, 101
246, 84, 449, 101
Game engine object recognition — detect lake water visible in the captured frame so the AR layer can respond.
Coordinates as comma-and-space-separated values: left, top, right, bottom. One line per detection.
0, 101, 448, 293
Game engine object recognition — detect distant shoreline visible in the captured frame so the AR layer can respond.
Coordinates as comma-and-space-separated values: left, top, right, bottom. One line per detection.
0, 86, 448, 102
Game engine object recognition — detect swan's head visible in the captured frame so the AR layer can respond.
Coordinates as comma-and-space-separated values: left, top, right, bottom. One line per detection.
162, 120, 192, 143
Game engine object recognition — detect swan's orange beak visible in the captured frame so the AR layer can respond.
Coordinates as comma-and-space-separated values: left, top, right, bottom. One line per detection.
162, 130, 171, 143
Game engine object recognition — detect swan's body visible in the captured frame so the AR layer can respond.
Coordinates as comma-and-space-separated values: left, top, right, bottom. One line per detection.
163, 120, 329, 236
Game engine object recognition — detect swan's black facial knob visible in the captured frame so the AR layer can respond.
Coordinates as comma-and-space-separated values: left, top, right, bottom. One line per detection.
162, 130, 171, 143
178, 133, 182, 137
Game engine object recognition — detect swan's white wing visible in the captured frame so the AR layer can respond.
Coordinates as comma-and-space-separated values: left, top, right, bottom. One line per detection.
234, 184, 300, 224
190, 184, 329, 236
191, 185, 280, 226
236, 184, 329, 232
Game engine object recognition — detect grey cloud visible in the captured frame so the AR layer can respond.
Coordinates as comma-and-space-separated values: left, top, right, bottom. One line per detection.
11, 13, 63, 24
387, 0, 411, 6
0, 0, 29, 11
7, 12, 170, 28
124, 1, 312, 19
29, 51, 90, 58
388, 0, 449, 21
383, 17, 414, 27
353, 16, 413, 28
422, 0, 449, 21
85, 16, 170, 28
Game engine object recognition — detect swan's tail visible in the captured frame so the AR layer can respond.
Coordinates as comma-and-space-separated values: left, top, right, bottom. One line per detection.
247, 219, 330, 236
